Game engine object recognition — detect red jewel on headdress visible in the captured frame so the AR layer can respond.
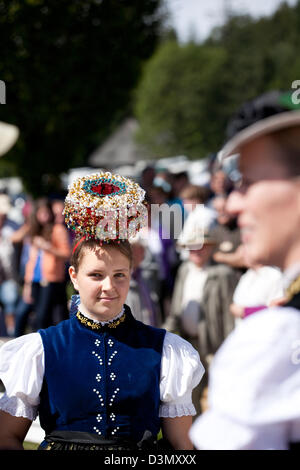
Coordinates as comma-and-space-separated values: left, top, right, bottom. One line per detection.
91, 183, 121, 196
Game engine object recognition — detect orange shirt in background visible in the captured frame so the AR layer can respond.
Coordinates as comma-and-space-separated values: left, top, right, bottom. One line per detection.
25, 224, 71, 284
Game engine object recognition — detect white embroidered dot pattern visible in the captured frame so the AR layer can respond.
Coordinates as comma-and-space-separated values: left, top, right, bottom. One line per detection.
93, 389, 105, 406
92, 351, 103, 365
93, 426, 102, 435
108, 350, 118, 366
111, 426, 120, 435
109, 388, 120, 406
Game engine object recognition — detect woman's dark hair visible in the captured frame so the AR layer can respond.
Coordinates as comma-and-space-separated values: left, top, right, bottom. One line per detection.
71, 238, 133, 272
28, 198, 55, 241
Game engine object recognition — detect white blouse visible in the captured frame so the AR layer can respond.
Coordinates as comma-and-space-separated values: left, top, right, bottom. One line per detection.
233, 266, 284, 306
189, 306, 300, 450
0, 323, 204, 422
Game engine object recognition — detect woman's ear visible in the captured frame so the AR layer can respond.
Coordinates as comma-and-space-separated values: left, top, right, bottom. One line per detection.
69, 265, 79, 291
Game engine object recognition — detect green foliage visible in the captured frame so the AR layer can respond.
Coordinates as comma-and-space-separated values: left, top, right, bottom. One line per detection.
24, 441, 39, 450
134, 0, 300, 159
0, 0, 164, 195
134, 40, 228, 158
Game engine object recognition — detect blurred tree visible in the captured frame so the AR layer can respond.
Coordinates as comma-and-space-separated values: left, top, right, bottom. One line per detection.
134, 40, 228, 158
0, 0, 166, 195
134, 0, 300, 158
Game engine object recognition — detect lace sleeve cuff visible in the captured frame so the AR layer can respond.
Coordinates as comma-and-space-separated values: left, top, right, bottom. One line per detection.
0, 392, 38, 421
159, 402, 197, 418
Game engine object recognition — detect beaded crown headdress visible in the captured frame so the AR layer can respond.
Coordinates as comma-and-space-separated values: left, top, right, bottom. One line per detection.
63, 171, 147, 244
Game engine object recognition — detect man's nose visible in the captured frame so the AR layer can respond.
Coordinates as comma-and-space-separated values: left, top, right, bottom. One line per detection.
225, 190, 245, 217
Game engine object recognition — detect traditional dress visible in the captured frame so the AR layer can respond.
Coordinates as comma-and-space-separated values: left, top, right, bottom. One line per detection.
0, 303, 203, 450
0, 171, 205, 450
189, 265, 300, 450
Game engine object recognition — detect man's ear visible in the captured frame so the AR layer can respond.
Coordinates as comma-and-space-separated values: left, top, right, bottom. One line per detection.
69, 265, 79, 291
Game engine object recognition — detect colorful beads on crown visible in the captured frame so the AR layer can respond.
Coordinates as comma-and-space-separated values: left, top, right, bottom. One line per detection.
63, 172, 147, 241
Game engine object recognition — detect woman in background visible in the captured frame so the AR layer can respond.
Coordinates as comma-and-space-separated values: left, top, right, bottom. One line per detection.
14, 198, 71, 335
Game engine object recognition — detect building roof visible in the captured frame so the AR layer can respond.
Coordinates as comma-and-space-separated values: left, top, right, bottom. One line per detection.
88, 118, 149, 168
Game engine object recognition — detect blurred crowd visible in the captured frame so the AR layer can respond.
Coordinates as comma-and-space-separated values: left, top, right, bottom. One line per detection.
0, 195, 71, 338
0, 155, 284, 415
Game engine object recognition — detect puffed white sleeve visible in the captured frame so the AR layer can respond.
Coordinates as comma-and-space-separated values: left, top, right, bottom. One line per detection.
0, 333, 44, 421
189, 307, 300, 450
159, 331, 205, 418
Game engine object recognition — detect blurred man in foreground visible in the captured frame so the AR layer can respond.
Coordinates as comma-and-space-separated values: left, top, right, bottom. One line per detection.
190, 91, 300, 450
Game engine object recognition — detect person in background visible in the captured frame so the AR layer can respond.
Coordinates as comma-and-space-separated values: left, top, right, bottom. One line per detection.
169, 171, 189, 208
140, 164, 155, 194
209, 166, 233, 198
164, 209, 240, 415
0, 194, 20, 336
190, 90, 300, 450
10, 199, 33, 276
51, 199, 65, 225
210, 195, 245, 269
146, 189, 179, 322
179, 184, 212, 218
151, 171, 172, 204
126, 234, 162, 327
230, 259, 284, 323
14, 198, 71, 335
0, 121, 20, 336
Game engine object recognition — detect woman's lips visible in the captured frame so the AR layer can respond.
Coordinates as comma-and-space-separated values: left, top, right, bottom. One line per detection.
239, 218, 254, 244
241, 226, 253, 243
99, 297, 117, 302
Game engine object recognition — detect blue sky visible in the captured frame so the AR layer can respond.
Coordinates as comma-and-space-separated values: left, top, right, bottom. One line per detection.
165, 0, 298, 42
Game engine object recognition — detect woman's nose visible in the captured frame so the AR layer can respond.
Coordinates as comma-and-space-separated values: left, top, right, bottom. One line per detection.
101, 275, 114, 291
225, 190, 245, 217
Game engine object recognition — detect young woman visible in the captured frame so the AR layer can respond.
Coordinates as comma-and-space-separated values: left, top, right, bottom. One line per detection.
0, 172, 204, 450
14, 198, 71, 336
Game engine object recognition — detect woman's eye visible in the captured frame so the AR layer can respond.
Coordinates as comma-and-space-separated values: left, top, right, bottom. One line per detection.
90, 273, 103, 279
115, 273, 125, 278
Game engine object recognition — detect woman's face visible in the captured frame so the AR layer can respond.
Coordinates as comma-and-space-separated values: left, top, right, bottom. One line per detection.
226, 135, 300, 270
36, 206, 52, 225
69, 245, 131, 321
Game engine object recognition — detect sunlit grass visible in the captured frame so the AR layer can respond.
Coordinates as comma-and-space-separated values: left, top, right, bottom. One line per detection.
24, 441, 39, 450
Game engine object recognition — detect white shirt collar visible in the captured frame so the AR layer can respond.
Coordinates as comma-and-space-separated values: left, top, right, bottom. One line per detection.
282, 263, 300, 291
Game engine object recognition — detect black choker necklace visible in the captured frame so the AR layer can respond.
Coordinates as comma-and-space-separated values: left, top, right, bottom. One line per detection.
285, 275, 300, 311
286, 275, 300, 301
76, 310, 126, 330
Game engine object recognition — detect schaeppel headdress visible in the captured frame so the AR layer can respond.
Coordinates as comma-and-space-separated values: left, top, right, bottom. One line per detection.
63, 171, 147, 244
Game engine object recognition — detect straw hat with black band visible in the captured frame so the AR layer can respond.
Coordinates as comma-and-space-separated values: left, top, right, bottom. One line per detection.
219, 90, 300, 161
